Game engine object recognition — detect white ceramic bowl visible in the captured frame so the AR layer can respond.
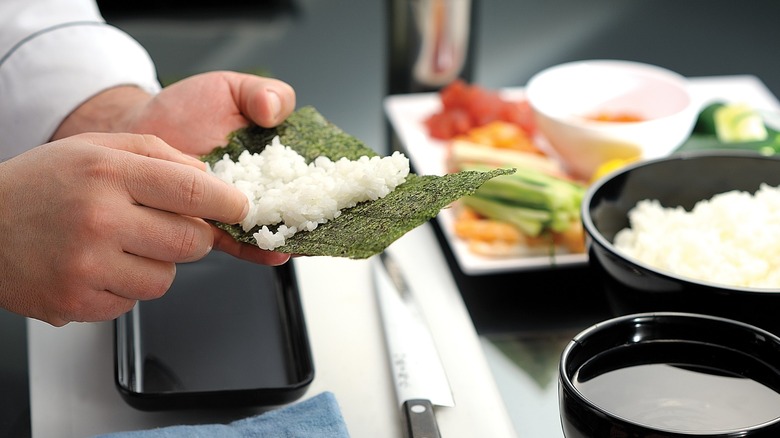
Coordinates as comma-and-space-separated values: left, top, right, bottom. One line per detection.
526, 60, 697, 180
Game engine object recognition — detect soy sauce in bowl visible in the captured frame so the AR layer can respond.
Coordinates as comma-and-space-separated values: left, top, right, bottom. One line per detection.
559, 313, 780, 437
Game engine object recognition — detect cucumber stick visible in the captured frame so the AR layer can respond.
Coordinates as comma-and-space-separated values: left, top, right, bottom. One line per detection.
460, 164, 585, 236
462, 195, 548, 237
677, 102, 780, 155
714, 103, 767, 142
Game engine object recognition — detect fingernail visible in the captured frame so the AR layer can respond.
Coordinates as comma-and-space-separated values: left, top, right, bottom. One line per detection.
266, 89, 282, 120
183, 152, 207, 169
240, 199, 250, 222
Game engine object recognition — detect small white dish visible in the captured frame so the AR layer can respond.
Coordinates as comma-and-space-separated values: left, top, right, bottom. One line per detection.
526, 60, 698, 180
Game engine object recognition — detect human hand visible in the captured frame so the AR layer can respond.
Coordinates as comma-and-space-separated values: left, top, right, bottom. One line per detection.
130, 71, 296, 155
52, 72, 297, 263
53, 71, 296, 156
0, 132, 288, 325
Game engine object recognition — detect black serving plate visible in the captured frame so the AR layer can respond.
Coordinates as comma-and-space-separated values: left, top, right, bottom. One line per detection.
114, 252, 313, 411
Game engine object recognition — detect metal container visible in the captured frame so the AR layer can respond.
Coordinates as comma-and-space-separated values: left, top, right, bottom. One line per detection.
387, 0, 477, 94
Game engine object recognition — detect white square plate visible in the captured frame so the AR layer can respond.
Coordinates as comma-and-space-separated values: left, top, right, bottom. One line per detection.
384, 75, 780, 275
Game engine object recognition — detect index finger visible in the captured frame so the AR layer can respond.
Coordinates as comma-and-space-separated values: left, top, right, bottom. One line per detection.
122, 154, 248, 224
84, 133, 247, 223
84, 132, 207, 171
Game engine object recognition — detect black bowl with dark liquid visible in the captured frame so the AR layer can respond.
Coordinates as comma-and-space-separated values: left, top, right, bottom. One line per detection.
559, 312, 780, 437
582, 151, 780, 335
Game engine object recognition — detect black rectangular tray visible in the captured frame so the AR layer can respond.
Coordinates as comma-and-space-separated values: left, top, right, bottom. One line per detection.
114, 252, 314, 411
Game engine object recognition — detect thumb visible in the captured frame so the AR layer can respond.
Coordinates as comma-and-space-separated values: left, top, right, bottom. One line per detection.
229, 74, 296, 127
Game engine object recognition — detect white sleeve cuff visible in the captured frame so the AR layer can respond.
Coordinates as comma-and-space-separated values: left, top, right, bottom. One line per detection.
0, 23, 161, 160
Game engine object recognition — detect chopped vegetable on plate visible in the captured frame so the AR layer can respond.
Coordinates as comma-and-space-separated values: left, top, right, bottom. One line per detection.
676, 101, 780, 155
423, 81, 588, 258
424, 79, 536, 141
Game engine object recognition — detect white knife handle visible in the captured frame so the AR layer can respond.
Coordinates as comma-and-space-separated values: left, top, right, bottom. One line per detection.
402, 399, 442, 438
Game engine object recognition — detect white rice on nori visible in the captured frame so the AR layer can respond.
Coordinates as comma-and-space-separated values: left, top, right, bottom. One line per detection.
210, 136, 410, 250
614, 184, 780, 288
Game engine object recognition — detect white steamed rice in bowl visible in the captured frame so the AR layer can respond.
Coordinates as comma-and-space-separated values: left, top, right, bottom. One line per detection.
613, 184, 780, 289
209, 136, 410, 250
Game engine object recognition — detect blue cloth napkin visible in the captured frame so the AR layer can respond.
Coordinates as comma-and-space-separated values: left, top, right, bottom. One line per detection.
94, 392, 350, 438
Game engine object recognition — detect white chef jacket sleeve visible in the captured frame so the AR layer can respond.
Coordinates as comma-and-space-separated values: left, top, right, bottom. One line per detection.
0, 0, 162, 160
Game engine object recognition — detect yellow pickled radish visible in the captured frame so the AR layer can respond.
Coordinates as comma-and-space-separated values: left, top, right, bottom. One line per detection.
591, 156, 640, 183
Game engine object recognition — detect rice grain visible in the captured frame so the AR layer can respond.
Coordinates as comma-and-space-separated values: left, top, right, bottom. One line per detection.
210, 136, 410, 250
614, 184, 780, 288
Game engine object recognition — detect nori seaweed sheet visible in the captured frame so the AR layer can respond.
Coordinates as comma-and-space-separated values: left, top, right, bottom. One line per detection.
203, 106, 513, 259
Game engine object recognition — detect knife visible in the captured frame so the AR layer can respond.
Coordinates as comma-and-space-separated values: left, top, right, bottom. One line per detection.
372, 252, 455, 438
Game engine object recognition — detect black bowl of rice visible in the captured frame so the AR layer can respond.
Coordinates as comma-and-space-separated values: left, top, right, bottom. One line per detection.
583, 151, 780, 335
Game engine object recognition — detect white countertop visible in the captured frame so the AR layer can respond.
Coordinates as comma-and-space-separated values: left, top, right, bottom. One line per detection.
27, 222, 519, 438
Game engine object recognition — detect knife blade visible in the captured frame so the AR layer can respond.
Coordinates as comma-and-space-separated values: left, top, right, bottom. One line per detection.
372, 252, 455, 438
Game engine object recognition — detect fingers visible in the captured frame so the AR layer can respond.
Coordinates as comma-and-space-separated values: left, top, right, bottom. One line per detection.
212, 226, 291, 266
229, 73, 296, 127
84, 132, 206, 170
72, 133, 246, 224
48, 224, 289, 325
132, 161, 248, 224
103, 253, 177, 303
119, 205, 215, 263
113, 150, 249, 225
51, 253, 177, 325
